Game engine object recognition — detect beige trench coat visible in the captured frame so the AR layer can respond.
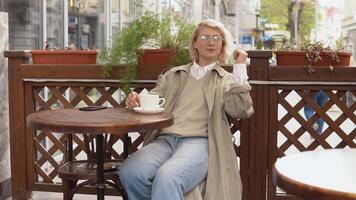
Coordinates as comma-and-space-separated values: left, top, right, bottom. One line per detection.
143, 63, 254, 200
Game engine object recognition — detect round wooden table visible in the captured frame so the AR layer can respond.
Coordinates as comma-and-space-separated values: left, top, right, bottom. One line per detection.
273, 149, 356, 200
27, 107, 173, 200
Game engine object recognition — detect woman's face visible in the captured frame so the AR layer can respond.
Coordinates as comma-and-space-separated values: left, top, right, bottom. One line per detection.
193, 26, 223, 65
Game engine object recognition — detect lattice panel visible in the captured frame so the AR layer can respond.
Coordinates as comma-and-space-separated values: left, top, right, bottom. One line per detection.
32, 85, 152, 184
277, 89, 356, 158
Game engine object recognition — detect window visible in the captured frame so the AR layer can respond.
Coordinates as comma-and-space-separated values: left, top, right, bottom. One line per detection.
68, 0, 100, 49
47, 0, 64, 49
8, 0, 41, 49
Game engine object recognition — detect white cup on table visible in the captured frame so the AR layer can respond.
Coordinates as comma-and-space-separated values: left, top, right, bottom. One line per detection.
139, 94, 165, 110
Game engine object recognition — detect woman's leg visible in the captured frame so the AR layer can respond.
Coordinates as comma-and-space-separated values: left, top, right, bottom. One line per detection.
119, 135, 175, 200
304, 104, 314, 120
316, 91, 328, 134
304, 91, 321, 133
151, 137, 208, 200
304, 90, 314, 120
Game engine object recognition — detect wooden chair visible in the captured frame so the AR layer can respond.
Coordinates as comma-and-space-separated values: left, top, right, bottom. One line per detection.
227, 115, 241, 156
58, 133, 131, 200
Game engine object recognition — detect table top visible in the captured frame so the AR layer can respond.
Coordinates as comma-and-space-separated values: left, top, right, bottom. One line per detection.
273, 148, 356, 200
27, 107, 173, 134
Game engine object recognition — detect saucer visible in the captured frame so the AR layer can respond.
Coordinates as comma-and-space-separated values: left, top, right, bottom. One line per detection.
133, 107, 164, 114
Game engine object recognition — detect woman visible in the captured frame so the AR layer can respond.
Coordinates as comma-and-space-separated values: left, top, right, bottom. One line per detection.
120, 19, 254, 200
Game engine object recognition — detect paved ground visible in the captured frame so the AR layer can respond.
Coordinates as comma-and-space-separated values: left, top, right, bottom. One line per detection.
7, 191, 123, 200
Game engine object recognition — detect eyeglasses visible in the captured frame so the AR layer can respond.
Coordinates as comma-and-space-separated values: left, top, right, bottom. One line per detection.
198, 34, 223, 42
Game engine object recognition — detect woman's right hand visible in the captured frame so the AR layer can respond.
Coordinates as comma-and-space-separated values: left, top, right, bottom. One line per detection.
233, 49, 248, 64
125, 92, 140, 109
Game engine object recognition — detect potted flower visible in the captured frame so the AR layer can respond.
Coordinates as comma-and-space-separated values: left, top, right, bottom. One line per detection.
31, 43, 98, 64
99, 12, 194, 92
274, 40, 352, 73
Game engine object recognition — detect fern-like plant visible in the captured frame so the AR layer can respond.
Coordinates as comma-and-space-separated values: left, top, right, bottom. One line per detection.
99, 12, 194, 93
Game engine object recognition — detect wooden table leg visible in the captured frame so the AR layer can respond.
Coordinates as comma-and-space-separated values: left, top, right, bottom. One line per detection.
96, 134, 105, 200
123, 134, 131, 158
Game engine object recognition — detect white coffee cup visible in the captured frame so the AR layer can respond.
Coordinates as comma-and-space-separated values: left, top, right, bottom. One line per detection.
139, 94, 165, 110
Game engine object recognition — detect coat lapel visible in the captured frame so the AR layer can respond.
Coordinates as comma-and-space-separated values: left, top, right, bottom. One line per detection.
203, 71, 217, 117
203, 64, 226, 117
165, 64, 190, 113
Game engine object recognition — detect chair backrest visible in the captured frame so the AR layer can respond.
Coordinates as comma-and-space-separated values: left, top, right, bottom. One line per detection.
227, 115, 240, 157
83, 134, 119, 161
63, 133, 131, 163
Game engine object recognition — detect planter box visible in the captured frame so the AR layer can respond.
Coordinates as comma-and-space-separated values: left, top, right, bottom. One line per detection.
136, 48, 191, 79
136, 64, 172, 80
275, 51, 352, 66
137, 49, 177, 65
31, 50, 98, 64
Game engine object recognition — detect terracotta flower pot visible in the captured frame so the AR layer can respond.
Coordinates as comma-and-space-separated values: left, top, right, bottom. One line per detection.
31, 50, 98, 64
275, 51, 352, 66
137, 49, 177, 65
134, 49, 178, 80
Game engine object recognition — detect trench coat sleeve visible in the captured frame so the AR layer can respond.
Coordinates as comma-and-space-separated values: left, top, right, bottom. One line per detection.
224, 78, 254, 119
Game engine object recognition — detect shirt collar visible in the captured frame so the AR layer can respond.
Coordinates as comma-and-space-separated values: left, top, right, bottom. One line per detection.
174, 62, 226, 78
191, 61, 217, 72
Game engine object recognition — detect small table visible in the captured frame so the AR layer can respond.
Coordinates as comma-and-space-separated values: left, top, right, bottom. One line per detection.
273, 149, 356, 200
27, 107, 173, 200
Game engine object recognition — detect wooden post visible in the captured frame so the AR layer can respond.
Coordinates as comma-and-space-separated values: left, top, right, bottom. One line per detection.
4, 51, 32, 199
246, 50, 272, 200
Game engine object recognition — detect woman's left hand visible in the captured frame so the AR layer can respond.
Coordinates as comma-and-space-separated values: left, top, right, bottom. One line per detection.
233, 49, 248, 64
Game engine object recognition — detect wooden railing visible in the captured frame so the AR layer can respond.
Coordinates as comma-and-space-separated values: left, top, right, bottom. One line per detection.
5, 50, 356, 200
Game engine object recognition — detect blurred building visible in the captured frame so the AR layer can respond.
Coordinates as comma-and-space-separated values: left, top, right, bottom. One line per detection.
263, 23, 289, 49
317, 0, 344, 43
2, 0, 260, 50
341, 0, 356, 60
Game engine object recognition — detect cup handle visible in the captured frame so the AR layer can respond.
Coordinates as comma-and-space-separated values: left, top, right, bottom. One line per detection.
158, 98, 165, 107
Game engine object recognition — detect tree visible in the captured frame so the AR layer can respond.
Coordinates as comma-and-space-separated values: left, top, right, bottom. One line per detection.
260, 0, 315, 42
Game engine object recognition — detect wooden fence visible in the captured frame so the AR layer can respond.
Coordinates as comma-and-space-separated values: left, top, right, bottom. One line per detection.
5, 50, 356, 200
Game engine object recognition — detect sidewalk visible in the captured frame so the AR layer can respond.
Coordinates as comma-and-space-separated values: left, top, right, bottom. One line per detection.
7, 191, 123, 200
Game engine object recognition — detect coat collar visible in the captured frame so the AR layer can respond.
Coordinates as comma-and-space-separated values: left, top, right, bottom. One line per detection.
173, 62, 227, 78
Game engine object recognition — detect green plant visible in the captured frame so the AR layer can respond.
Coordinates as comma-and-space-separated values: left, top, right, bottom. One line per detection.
335, 37, 345, 51
99, 12, 194, 93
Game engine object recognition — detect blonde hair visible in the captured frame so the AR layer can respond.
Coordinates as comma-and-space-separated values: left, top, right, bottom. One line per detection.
188, 19, 233, 64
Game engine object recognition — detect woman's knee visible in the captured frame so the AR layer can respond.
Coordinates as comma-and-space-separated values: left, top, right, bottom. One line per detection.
119, 160, 141, 182
119, 161, 134, 184
154, 167, 181, 186
119, 158, 154, 186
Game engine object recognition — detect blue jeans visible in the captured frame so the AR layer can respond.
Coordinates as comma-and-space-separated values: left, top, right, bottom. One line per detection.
119, 135, 208, 200
304, 90, 328, 134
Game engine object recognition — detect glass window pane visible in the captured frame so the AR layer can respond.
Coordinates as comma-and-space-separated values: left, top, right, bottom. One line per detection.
8, 0, 41, 50
112, 0, 120, 37
47, 0, 64, 49
171, 0, 183, 18
68, 0, 100, 49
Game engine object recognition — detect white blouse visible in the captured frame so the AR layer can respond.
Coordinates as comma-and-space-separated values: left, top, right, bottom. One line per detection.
190, 61, 249, 86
